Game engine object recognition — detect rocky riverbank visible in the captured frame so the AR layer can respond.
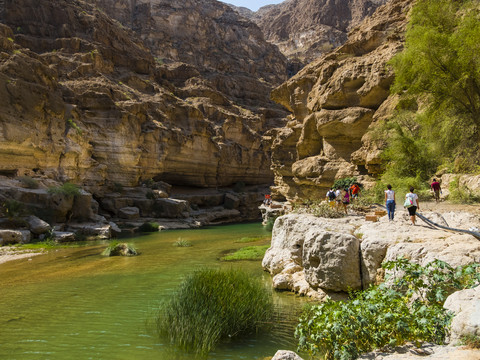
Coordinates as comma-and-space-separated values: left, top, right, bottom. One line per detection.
0, 175, 269, 255
263, 201, 480, 359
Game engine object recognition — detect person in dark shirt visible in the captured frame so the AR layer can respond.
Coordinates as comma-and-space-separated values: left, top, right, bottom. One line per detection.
430, 179, 441, 202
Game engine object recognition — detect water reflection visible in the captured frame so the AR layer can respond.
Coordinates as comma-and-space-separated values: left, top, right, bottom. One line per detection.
0, 223, 309, 359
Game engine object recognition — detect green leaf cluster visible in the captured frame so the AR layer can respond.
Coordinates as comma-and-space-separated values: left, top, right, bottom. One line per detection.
385, 0, 480, 176
47, 182, 81, 197
296, 258, 480, 360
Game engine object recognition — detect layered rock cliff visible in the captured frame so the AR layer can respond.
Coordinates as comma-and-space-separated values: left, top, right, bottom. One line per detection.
268, 0, 414, 201
251, 0, 387, 65
0, 0, 288, 190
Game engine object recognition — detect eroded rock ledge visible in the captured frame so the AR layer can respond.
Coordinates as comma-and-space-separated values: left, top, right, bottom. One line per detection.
263, 211, 480, 299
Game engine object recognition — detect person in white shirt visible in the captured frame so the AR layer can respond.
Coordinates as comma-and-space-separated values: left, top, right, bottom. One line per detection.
384, 184, 396, 221
405, 186, 420, 225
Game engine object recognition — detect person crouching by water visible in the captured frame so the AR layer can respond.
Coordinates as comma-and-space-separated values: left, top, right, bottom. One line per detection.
384, 184, 396, 221
405, 186, 419, 225
342, 188, 350, 215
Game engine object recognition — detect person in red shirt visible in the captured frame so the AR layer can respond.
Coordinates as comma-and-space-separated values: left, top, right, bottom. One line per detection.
349, 183, 361, 201
430, 179, 441, 202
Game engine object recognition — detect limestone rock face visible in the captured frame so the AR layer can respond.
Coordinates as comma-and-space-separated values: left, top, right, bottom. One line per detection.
444, 287, 480, 344
268, 0, 414, 202
262, 214, 361, 292
253, 0, 387, 65
0, 0, 288, 189
263, 209, 480, 297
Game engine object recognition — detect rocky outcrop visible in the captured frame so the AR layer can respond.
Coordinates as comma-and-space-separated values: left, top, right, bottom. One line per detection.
0, 0, 288, 190
271, 350, 304, 360
268, 0, 415, 202
263, 210, 480, 296
252, 0, 387, 65
444, 287, 480, 345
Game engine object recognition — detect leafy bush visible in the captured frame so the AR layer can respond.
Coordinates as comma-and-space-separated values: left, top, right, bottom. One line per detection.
110, 182, 124, 193
448, 176, 480, 204
264, 217, 277, 232
2, 199, 24, 218
156, 268, 273, 355
18, 176, 39, 189
137, 222, 160, 233
48, 182, 81, 197
296, 258, 480, 360
220, 245, 270, 261
333, 177, 357, 191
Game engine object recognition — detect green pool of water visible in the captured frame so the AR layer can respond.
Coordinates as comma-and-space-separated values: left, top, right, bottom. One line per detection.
0, 223, 308, 359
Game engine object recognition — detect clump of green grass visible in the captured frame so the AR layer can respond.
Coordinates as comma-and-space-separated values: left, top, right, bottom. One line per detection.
18, 176, 39, 189
156, 268, 273, 355
102, 242, 137, 256
173, 238, 192, 247
221, 245, 270, 261
48, 182, 81, 197
234, 236, 269, 243
137, 222, 160, 232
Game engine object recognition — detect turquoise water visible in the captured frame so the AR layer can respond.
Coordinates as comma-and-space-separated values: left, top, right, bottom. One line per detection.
0, 223, 308, 360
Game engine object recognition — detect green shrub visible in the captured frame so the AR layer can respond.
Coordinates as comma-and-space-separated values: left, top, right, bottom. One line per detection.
18, 176, 39, 189
296, 258, 480, 360
173, 238, 192, 247
2, 199, 24, 218
448, 176, 480, 203
102, 242, 137, 256
137, 222, 160, 233
146, 190, 156, 200
48, 182, 81, 197
220, 245, 270, 261
156, 268, 273, 355
293, 201, 345, 219
110, 182, 124, 193
333, 177, 357, 191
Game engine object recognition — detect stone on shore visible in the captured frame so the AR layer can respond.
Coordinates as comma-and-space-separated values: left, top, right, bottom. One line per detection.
26, 215, 51, 235
271, 350, 304, 360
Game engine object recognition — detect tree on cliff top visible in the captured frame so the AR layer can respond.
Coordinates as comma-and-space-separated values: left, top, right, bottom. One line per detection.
386, 0, 480, 176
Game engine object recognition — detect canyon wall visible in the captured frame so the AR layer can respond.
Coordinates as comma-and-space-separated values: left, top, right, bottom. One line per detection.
0, 0, 288, 190
267, 0, 414, 201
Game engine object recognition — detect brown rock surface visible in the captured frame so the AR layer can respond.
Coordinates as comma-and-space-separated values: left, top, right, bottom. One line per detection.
0, 0, 288, 190
252, 0, 387, 65
268, 0, 414, 201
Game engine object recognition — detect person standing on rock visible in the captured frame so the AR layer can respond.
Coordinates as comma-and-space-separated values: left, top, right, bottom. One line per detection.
405, 186, 419, 225
342, 188, 350, 214
430, 178, 442, 202
384, 184, 396, 221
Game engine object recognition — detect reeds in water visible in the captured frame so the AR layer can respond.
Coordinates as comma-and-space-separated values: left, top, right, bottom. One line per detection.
156, 268, 273, 355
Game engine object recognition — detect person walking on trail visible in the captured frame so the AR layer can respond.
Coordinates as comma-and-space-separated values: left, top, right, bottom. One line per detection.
350, 183, 361, 201
385, 184, 396, 221
430, 178, 441, 202
335, 188, 342, 209
342, 188, 350, 215
405, 186, 419, 225
326, 188, 336, 208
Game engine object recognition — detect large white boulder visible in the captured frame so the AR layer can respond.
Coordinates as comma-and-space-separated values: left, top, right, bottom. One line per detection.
444, 287, 480, 344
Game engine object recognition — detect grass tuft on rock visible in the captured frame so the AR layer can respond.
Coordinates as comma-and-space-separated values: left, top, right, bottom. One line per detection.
173, 238, 192, 247
102, 242, 137, 256
156, 268, 273, 355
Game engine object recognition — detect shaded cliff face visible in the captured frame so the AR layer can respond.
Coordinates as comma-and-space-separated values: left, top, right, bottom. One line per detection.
0, 0, 288, 188
268, 0, 414, 201
252, 0, 387, 65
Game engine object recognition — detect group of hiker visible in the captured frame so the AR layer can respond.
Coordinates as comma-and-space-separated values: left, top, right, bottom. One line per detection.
384, 178, 442, 226
325, 183, 361, 214
324, 178, 442, 222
